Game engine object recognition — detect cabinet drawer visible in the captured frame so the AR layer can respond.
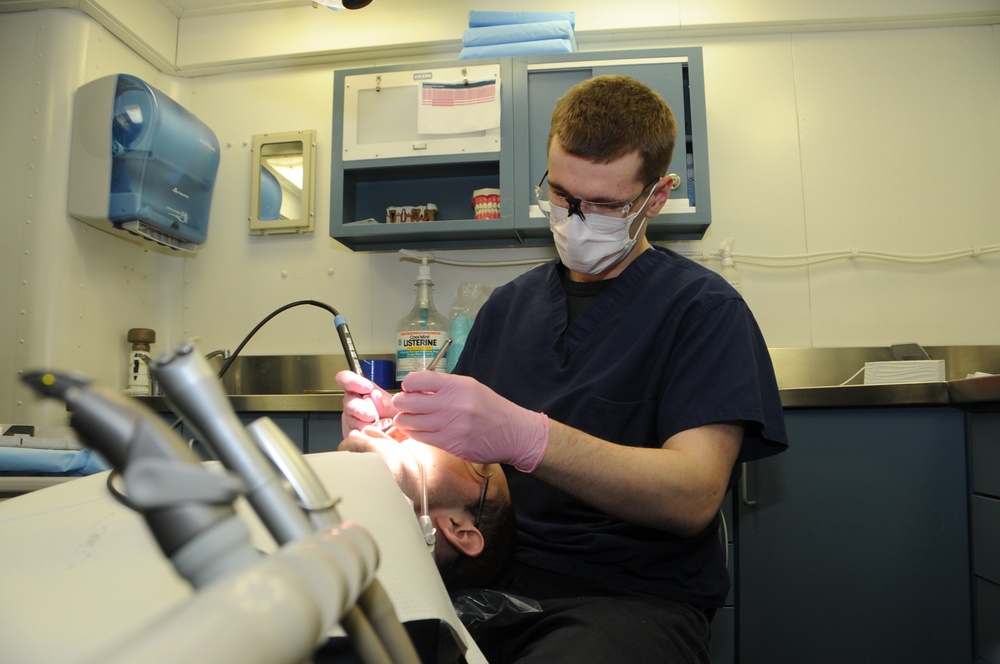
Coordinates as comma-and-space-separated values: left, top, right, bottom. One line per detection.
973, 495, 1000, 584
978, 578, 1000, 664
972, 414, 1000, 498
710, 607, 734, 664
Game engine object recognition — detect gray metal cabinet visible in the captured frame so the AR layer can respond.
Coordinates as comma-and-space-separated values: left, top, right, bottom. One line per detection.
330, 58, 514, 251
330, 48, 710, 251
234, 412, 341, 455
160, 412, 306, 459
511, 49, 710, 243
737, 408, 972, 664
305, 413, 343, 454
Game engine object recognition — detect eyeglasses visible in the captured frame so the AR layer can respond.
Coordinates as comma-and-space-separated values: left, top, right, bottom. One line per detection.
471, 463, 493, 529
534, 169, 660, 222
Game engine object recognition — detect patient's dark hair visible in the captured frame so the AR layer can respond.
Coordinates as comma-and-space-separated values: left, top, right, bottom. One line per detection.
438, 495, 516, 592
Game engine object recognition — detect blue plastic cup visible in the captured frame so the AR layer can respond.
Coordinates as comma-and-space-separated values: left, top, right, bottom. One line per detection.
361, 359, 395, 390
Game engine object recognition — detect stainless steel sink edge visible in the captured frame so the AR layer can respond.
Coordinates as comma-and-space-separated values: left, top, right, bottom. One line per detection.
133, 346, 999, 411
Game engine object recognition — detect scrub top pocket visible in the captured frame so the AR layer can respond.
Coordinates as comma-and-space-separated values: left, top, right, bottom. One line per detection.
583, 396, 658, 446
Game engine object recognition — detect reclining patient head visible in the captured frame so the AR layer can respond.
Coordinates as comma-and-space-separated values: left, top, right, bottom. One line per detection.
339, 428, 515, 591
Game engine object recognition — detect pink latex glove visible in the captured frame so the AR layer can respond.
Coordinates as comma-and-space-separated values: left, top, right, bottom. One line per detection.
336, 369, 397, 438
392, 371, 549, 472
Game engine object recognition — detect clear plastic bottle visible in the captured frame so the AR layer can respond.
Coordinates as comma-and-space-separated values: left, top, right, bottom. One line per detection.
395, 257, 449, 382
718, 238, 742, 294
447, 282, 492, 373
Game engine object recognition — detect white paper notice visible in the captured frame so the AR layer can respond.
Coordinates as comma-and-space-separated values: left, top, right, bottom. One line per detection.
417, 79, 501, 134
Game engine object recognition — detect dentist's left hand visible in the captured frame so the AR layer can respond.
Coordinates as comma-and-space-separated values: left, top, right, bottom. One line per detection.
336, 370, 397, 438
392, 371, 549, 472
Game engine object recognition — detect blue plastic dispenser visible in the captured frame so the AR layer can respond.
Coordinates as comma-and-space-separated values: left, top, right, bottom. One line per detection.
68, 74, 220, 253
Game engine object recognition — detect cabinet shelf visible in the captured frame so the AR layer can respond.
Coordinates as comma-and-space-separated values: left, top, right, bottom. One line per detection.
333, 155, 517, 251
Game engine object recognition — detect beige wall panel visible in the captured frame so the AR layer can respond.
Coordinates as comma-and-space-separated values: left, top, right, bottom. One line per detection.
792, 27, 1000, 346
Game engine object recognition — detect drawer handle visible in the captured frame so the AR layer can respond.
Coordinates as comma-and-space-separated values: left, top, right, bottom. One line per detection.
740, 463, 757, 507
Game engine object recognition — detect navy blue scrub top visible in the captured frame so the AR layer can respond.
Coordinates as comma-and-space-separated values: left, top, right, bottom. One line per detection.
454, 246, 787, 607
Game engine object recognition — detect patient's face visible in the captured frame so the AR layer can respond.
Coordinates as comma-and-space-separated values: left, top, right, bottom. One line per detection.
339, 426, 509, 530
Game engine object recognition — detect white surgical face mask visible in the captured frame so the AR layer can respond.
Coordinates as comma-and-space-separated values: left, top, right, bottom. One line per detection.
541, 198, 651, 275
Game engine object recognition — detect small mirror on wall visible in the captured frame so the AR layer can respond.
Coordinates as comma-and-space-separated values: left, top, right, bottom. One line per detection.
249, 130, 316, 235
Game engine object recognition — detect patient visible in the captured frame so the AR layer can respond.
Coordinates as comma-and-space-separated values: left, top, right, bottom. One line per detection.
339, 426, 515, 592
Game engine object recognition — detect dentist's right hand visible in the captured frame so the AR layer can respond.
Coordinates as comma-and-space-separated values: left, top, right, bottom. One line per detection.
391, 370, 549, 472
335, 370, 397, 437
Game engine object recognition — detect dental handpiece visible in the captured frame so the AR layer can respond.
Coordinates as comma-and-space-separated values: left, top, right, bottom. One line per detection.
335, 313, 364, 375
152, 342, 314, 545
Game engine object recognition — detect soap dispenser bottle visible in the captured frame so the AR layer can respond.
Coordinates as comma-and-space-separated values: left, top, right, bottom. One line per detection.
718, 237, 742, 294
395, 257, 449, 382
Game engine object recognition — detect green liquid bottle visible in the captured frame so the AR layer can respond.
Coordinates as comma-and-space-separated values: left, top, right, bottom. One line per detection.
395, 257, 449, 382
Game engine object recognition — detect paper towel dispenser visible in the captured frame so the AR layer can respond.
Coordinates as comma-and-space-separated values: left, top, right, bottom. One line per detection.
68, 74, 220, 253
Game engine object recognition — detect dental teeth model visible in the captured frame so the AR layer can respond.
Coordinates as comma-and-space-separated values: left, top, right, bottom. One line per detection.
472, 188, 500, 219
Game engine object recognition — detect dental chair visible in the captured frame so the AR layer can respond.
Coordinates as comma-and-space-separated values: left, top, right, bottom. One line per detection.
0, 344, 485, 664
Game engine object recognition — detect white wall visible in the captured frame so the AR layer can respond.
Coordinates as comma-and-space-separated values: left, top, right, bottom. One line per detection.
2, 4, 999, 426
695, 26, 1000, 347
183, 23, 1000, 355
1, 9, 187, 425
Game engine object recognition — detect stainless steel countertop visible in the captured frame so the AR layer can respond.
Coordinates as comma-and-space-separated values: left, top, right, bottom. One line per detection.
947, 374, 1000, 405
778, 377, 997, 408
135, 378, 1000, 413
778, 382, 951, 408
134, 346, 1000, 413
771, 345, 1000, 408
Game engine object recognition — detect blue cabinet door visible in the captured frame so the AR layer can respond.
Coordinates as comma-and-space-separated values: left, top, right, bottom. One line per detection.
306, 413, 343, 454
512, 48, 710, 242
737, 408, 971, 664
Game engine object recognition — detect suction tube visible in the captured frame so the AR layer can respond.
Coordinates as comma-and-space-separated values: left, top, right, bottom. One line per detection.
214, 300, 363, 380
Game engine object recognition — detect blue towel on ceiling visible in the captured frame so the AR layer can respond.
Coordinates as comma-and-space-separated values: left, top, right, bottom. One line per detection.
463, 20, 575, 47
460, 38, 577, 61
468, 11, 575, 29
0, 447, 111, 476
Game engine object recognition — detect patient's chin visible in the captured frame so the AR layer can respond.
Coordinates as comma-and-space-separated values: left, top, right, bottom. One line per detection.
339, 435, 374, 454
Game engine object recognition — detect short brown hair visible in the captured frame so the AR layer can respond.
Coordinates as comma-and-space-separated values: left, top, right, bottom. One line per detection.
548, 74, 678, 185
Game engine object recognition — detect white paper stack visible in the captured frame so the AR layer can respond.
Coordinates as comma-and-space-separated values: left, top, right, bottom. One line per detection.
863, 360, 946, 384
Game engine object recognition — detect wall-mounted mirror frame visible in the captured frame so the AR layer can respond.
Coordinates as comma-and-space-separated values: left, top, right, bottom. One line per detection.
249, 129, 316, 235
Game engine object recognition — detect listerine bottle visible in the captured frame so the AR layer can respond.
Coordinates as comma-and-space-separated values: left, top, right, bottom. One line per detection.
395, 257, 449, 382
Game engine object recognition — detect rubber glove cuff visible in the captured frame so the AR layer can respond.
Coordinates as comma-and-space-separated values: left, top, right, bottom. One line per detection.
514, 412, 550, 473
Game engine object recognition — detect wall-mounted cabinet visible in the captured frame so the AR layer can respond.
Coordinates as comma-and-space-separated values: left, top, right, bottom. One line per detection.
512, 50, 710, 244
330, 48, 709, 252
